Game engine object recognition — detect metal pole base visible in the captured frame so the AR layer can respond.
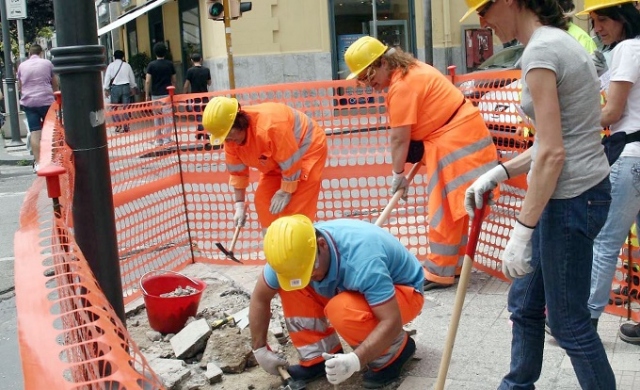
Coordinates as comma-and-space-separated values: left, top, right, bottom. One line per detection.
5, 139, 26, 147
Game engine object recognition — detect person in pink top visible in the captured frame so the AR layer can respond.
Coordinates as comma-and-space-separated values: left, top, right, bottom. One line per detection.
17, 44, 58, 172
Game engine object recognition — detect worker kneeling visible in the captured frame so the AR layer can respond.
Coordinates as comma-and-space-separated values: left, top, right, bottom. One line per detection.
249, 215, 425, 388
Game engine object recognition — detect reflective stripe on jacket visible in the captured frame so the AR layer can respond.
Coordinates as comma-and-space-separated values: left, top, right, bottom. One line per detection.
224, 102, 327, 192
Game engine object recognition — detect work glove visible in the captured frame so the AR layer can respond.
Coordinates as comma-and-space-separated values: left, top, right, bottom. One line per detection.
253, 346, 289, 376
501, 220, 534, 279
592, 50, 608, 77
269, 190, 292, 215
322, 352, 361, 385
464, 164, 509, 218
233, 201, 247, 227
391, 170, 409, 201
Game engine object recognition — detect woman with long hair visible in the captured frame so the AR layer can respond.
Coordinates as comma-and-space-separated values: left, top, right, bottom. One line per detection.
462, 0, 615, 388
577, 0, 640, 345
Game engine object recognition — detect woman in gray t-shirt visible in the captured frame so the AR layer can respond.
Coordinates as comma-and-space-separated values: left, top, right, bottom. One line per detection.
462, 0, 614, 389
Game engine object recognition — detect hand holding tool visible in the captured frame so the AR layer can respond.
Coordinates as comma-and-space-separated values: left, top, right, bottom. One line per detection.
464, 163, 509, 218
253, 346, 289, 376
375, 163, 422, 227
390, 170, 410, 201
233, 201, 247, 226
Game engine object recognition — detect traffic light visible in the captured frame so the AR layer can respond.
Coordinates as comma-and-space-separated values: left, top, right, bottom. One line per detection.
206, 0, 252, 21
207, 0, 224, 20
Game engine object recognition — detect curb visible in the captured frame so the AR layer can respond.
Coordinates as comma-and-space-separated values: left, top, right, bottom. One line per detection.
0, 158, 33, 166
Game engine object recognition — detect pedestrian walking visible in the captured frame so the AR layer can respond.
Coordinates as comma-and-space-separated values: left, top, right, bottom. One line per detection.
575, 0, 640, 343
17, 44, 58, 173
343, 35, 499, 290
103, 50, 137, 133
182, 52, 211, 140
145, 42, 176, 146
249, 215, 423, 388
202, 97, 327, 232
462, 0, 615, 388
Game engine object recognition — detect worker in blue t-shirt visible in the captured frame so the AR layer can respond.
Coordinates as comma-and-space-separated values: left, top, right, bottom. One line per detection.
248, 215, 424, 388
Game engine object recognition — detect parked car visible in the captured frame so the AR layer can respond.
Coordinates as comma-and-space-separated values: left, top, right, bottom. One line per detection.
459, 45, 524, 101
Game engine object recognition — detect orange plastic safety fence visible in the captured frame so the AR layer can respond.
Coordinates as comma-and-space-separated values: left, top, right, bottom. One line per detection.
15, 69, 640, 388
15, 105, 165, 389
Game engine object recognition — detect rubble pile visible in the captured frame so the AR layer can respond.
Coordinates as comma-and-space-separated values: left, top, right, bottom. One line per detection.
128, 277, 289, 390
160, 285, 199, 298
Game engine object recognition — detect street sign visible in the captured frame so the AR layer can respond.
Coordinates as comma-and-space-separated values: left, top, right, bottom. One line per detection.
7, 0, 27, 20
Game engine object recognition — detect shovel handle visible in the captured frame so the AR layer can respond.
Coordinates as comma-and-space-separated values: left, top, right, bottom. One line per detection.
375, 162, 423, 227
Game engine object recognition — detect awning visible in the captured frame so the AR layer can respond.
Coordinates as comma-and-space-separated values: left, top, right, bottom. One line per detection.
98, 0, 171, 37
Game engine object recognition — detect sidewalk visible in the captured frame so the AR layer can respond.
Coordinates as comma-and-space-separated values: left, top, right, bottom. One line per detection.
205, 264, 640, 389
0, 136, 32, 166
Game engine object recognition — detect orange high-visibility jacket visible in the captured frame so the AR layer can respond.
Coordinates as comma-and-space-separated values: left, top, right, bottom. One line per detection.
224, 102, 327, 193
386, 62, 498, 235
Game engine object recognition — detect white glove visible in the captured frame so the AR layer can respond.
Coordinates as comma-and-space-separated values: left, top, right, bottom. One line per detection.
253, 346, 289, 376
233, 201, 247, 227
464, 164, 509, 218
269, 190, 292, 214
322, 352, 361, 385
391, 170, 409, 200
501, 220, 535, 279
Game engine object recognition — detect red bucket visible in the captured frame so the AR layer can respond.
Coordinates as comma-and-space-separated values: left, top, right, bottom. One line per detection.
140, 270, 206, 334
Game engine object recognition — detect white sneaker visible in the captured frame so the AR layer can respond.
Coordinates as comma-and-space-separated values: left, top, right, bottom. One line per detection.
33, 162, 39, 173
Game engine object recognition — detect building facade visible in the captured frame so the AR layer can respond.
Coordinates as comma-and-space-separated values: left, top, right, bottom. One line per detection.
97, 0, 591, 92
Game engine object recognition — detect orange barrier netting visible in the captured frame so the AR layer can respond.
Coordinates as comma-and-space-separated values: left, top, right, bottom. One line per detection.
14, 71, 640, 389
14, 107, 165, 389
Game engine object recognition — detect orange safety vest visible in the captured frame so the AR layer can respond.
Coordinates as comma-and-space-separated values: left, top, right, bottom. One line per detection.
387, 63, 498, 235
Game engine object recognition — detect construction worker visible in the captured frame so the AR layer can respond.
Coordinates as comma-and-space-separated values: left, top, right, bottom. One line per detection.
202, 97, 327, 231
248, 215, 424, 388
343, 36, 499, 290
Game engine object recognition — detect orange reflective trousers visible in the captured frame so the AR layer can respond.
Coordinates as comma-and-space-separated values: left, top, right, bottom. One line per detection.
279, 285, 424, 369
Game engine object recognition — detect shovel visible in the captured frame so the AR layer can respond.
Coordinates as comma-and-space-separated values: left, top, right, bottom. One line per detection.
277, 366, 306, 390
215, 224, 243, 263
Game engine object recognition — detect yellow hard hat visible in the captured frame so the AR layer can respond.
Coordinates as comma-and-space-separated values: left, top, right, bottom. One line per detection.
460, 0, 491, 23
202, 96, 239, 146
577, 0, 636, 15
263, 215, 317, 291
344, 36, 388, 80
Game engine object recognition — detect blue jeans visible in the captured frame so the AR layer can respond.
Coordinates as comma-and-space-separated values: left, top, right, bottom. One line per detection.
589, 156, 640, 318
498, 177, 616, 390
110, 84, 131, 128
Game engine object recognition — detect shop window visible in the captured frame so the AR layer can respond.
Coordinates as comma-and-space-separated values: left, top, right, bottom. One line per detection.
332, 0, 415, 80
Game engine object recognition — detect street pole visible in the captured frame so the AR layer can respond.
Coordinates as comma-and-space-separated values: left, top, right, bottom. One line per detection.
50, 0, 125, 323
16, 18, 24, 60
223, 0, 235, 89
0, 0, 25, 146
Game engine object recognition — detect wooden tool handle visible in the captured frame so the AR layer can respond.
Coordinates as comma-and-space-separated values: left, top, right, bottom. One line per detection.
228, 224, 242, 253
375, 162, 423, 227
277, 365, 291, 380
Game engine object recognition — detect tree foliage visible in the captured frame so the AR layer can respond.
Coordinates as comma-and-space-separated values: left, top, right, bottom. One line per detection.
0, 0, 54, 57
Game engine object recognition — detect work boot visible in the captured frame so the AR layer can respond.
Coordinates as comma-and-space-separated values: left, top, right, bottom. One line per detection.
288, 348, 343, 383
619, 322, 640, 345
362, 336, 416, 389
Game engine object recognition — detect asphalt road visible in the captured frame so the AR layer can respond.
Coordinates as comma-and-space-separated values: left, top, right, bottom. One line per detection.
0, 165, 37, 390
